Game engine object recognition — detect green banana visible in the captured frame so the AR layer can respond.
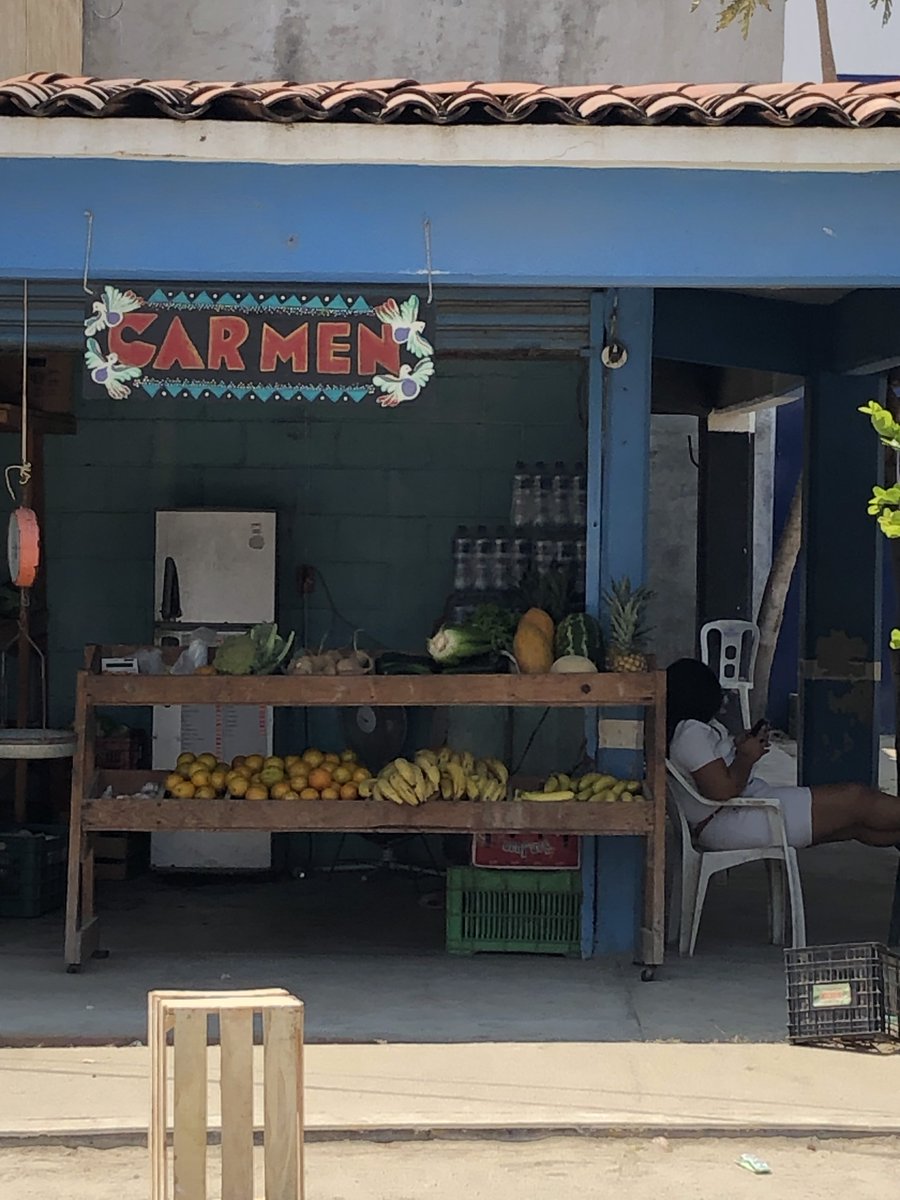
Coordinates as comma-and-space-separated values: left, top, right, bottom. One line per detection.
544, 774, 560, 793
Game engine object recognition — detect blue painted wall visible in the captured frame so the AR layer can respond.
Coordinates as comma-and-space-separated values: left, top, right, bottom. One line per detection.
3, 159, 900, 287
770, 397, 895, 736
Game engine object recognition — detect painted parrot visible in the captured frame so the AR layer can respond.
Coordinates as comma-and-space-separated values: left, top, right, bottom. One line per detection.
373, 296, 433, 359
373, 358, 435, 407
84, 337, 143, 399
84, 285, 143, 337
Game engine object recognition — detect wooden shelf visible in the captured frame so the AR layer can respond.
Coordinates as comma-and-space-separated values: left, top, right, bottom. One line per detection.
66, 643, 667, 974
82, 796, 654, 836
83, 669, 662, 708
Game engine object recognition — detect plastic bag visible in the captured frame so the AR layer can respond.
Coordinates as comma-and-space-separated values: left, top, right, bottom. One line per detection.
171, 638, 210, 675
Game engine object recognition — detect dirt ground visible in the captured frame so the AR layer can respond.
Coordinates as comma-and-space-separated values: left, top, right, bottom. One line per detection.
1, 1136, 899, 1200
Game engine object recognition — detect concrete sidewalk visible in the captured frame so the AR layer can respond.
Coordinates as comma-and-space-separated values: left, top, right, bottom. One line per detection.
2, 1042, 900, 1144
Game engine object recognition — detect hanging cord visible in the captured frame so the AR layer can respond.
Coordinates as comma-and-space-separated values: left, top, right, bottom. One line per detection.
82, 210, 95, 296
5, 279, 32, 503
423, 217, 434, 304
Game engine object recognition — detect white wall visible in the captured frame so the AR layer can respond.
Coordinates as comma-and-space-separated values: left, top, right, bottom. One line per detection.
784, 0, 900, 79
83, 0, 786, 85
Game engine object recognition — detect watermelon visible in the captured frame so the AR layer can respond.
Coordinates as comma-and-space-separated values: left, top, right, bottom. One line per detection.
554, 613, 603, 665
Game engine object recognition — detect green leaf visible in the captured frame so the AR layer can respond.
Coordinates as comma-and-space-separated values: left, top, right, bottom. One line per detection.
891, 628, 900, 651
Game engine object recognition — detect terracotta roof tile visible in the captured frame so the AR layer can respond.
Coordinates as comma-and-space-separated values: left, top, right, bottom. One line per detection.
0, 73, 899, 127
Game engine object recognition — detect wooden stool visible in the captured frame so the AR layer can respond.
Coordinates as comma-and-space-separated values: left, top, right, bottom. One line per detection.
149, 989, 304, 1200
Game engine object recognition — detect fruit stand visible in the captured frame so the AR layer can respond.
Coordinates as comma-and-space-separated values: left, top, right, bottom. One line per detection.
65, 644, 667, 974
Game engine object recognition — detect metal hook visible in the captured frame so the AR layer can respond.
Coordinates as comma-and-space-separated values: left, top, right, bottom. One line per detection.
601, 292, 628, 369
82, 210, 95, 296
90, 0, 124, 18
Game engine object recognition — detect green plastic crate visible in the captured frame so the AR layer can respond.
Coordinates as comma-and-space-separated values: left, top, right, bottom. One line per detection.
0, 825, 67, 918
446, 867, 582, 956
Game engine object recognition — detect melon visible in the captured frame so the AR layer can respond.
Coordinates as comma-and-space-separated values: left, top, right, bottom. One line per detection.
554, 613, 603, 665
550, 655, 598, 674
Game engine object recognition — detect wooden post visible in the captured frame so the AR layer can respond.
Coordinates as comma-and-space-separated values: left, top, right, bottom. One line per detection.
0, 0, 82, 77
149, 990, 304, 1200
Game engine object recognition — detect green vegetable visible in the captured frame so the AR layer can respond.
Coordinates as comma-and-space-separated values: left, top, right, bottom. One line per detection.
427, 625, 495, 665
464, 604, 520, 654
213, 634, 256, 676
214, 623, 295, 676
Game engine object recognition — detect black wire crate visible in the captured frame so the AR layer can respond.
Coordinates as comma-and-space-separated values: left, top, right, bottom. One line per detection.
785, 943, 900, 1048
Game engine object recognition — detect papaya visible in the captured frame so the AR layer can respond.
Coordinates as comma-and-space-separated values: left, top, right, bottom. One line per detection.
520, 607, 554, 642
514, 617, 554, 674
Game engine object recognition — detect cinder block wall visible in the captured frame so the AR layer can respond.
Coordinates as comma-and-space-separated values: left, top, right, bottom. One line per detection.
43, 359, 586, 732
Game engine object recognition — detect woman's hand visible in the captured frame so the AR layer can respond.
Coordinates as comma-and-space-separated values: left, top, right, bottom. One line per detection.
735, 731, 769, 765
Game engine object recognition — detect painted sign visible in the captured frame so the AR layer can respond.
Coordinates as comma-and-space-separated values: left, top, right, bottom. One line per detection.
83, 285, 434, 406
472, 832, 581, 869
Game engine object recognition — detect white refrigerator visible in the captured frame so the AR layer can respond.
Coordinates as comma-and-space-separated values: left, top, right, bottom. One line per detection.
151, 509, 277, 871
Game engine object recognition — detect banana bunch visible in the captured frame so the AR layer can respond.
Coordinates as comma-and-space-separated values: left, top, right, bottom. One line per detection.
570, 773, 645, 803
358, 749, 510, 805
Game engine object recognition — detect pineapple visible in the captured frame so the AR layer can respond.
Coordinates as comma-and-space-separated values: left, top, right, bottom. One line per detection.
603, 577, 652, 673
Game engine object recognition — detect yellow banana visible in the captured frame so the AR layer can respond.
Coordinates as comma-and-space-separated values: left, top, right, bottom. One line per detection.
389, 772, 418, 806
459, 751, 474, 775
519, 789, 576, 802
544, 774, 560, 793
557, 773, 572, 791
440, 772, 455, 800
415, 755, 441, 788
436, 746, 452, 767
412, 767, 430, 802
448, 762, 466, 799
487, 758, 509, 785
416, 749, 438, 767
357, 778, 375, 799
465, 775, 482, 802
375, 779, 403, 805
393, 758, 417, 787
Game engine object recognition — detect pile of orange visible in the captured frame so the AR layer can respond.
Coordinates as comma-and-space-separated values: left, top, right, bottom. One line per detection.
164, 748, 371, 801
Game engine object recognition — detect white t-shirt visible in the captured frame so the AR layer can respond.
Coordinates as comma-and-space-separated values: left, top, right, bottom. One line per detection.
669, 718, 762, 823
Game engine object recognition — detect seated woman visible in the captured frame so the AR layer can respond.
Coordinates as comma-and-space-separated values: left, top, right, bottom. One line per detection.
667, 657, 900, 851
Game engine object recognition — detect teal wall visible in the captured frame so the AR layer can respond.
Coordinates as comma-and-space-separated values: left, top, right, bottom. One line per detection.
44, 359, 586, 761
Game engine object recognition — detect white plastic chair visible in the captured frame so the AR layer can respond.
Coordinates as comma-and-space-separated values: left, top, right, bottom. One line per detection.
665, 760, 806, 956
700, 620, 760, 729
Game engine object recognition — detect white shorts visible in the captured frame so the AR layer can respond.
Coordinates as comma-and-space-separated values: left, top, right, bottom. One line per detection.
697, 786, 813, 851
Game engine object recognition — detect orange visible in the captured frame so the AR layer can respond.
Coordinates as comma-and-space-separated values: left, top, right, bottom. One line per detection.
264, 755, 285, 770
299, 787, 319, 801
231, 755, 246, 769
195, 785, 217, 799
245, 785, 269, 801
282, 789, 300, 801
250, 773, 263, 785
210, 769, 229, 793
244, 754, 264, 772
190, 769, 212, 788
307, 767, 332, 791
339, 783, 359, 802
270, 781, 292, 800
177, 763, 194, 779
285, 755, 302, 768
323, 752, 340, 765
232, 764, 253, 780
165, 772, 184, 794
176, 752, 196, 766
194, 664, 217, 675
302, 749, 324, 768
340, 749, 358, 763
216, 761, 230, 773
320, 786, 340, 801
172, 780, 196, 799
228, 775, 249, 798
197, 753, 217, 769
332, 765, 352, 785
352, 767, 371, 783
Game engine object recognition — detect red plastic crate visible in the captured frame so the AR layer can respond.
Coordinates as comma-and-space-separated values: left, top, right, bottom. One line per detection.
472, 832, 580, 869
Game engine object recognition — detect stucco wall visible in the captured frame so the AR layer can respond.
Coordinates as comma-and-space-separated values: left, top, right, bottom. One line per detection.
83, 0, 786, 84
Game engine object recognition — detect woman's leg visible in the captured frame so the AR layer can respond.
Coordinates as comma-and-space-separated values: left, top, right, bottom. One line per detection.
811, 783, 900, 844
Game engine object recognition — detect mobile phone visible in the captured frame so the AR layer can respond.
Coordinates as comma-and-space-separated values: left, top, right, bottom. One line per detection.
750, 718, 769, 737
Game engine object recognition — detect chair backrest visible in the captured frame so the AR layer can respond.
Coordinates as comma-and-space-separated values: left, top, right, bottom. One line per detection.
700, 620, 760, 690
665, 759, 719, 851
